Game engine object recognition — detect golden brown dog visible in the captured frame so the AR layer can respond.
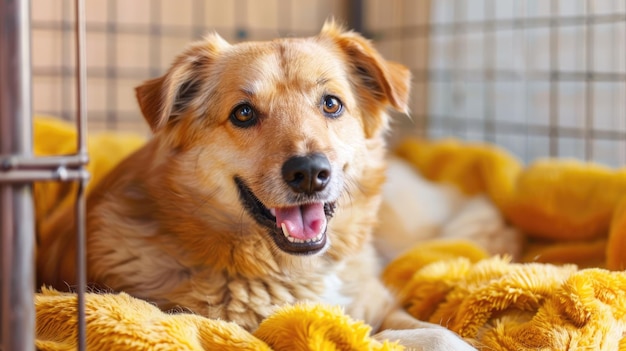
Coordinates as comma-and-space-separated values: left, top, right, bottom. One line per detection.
37, 22, 475, 350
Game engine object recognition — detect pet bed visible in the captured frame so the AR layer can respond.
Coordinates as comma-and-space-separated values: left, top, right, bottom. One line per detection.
34, 117, 626, 350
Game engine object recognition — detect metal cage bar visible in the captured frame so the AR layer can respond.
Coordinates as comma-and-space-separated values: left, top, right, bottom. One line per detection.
73, 0, 88, 349
1, 0, 36, 349
0, 0, 89, 350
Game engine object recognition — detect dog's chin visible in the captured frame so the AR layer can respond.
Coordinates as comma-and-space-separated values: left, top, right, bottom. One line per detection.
234, 177, 336, 256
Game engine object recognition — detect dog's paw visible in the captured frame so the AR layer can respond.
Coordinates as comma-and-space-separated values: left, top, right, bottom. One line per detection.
374, 328, 477, 351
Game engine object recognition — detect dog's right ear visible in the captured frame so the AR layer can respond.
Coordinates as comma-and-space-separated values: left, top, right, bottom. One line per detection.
135, 33, 230, 132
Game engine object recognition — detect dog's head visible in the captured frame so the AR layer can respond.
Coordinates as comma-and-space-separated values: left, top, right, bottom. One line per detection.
135, 22, 410, 258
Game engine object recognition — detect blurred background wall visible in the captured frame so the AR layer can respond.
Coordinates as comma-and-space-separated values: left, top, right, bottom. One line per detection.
31, 0, 626, 166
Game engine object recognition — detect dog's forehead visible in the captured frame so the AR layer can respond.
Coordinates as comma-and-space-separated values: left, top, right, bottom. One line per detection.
223, 38, 350, 94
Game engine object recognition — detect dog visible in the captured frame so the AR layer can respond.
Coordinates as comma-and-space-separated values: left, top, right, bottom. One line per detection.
37, 22, 476, 350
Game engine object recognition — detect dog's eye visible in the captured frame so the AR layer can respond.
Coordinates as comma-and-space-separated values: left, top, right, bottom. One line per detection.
230, 104, 258, 127
321, 95, 343, 117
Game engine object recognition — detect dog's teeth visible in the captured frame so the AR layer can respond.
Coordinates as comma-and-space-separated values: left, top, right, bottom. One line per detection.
270, 208, 276, 217
281, 222, 324, 244
281, 223, 300, 242
281, 223, 290, 238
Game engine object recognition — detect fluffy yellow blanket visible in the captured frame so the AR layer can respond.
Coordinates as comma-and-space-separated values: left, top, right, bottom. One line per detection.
395, 139, 626, 270
36, 288, 400, 351
34, 117, 626, 350
383, 241, 626, 351
36, 240, 626, 350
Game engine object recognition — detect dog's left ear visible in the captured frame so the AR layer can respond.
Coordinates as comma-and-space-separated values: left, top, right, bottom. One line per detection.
135, 33, 230, 132
320, 21, 411, 137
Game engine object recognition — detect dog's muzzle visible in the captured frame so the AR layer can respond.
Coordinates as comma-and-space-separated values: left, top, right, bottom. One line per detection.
235, 153, 336, 255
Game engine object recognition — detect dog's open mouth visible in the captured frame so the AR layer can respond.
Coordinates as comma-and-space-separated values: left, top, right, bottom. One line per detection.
234, 177, 336, 255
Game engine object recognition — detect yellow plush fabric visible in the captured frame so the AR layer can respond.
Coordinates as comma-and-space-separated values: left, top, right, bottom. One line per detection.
35, 241, 626, 350
35, 288, 400, 351
383, 241, 626, 351
608, 197, 626, 271
393, 138, 522, 210
395, 138, 626, 270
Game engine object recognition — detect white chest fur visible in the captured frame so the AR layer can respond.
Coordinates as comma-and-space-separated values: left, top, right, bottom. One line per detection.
321, 272, 353, 307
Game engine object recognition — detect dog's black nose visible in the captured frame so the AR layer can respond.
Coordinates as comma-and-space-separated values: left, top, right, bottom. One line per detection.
282, 153, 331, 194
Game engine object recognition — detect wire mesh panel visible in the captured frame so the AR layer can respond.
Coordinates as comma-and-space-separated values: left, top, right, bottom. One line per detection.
32, 0, 626, 163
425, 0, 626, 166
31, 0, 348, 135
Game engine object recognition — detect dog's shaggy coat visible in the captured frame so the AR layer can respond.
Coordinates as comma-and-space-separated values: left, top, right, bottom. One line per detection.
37, 22, 475, 350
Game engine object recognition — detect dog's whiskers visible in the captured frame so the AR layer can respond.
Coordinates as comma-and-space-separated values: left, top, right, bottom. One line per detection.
188, 189, 220, 215
340, 175, 357, 209
186, 152, 221, 215
236, 207, 248, 238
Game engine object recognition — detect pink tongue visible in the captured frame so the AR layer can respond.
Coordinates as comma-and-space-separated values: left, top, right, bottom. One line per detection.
274, 203, 327, 240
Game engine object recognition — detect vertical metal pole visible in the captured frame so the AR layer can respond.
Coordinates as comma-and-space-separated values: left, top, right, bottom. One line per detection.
347, 0, 364, 34
615, 0, 626, 165
548, 0, 559, 157
105, 0, 118, 130
483, 0, 496, 143
0, 0, 35, 350
74, 0, 88, 350
149, 0, 162, 78
584, 0, 594, 162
